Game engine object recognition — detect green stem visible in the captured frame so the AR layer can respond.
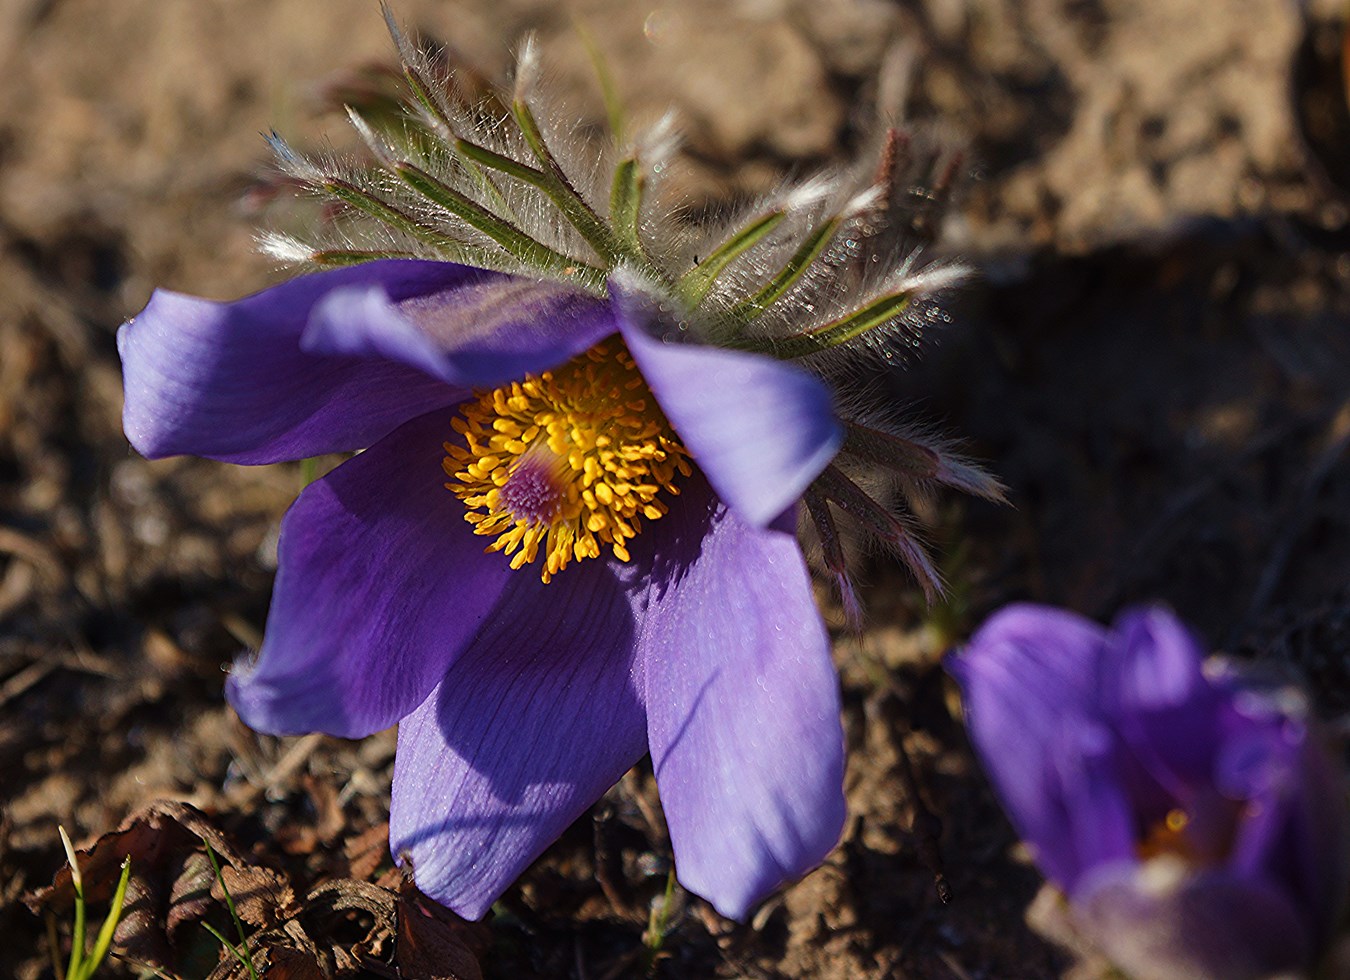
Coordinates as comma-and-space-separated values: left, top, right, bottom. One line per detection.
322, 179, 497, 267
512, 99, 623, 264
609, 157, 644, 256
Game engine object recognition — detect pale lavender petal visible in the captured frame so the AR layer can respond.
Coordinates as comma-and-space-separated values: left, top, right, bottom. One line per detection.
120, 260, 475, 463
639, 478, 844, 919
1073, 861, 1309, 980
389, 561, 647, 920
226, 407, 513, 739
947, 605, 1121, 889
613, 286, 842, 526
303, 274, 617, 388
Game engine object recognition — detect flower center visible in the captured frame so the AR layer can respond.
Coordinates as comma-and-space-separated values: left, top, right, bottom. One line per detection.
443, 339, 691, 582
1137, 808, 1194, 862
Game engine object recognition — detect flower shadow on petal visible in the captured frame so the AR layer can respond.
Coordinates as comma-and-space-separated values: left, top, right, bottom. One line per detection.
387, 474, 725, 916
388, 559, 647, 917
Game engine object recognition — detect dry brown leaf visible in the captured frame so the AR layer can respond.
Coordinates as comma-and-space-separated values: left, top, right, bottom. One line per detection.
396, 879, 489, 980
213, 862, 294, 928
24, 801, 292, 973
344, 822, 390, 881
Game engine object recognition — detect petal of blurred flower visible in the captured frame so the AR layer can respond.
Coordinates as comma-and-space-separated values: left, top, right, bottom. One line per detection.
945, 604, 1131, 889
948, 604, 1349, 979
1073, 860, 1310, 980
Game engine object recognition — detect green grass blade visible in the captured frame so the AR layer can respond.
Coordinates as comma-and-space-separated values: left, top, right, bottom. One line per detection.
575, 17, 625, 145
204, 841, 260, 980
202, 923, 254, 973
59, 827, 86, 980
79, 856, 132, 980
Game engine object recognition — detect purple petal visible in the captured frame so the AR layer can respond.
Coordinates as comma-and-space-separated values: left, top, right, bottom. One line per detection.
639, 479, 845, 919
227, 407, 514, 739
1219, 709, 1350, 945
120, 259, 617, 464
303, 274, 618, 388
1106, 608, 1227, 802
613, 284, 842, 526
389, 561, 647, 920
1073, 861, 1310, 980
120, 261, 471, 462
947, 605, 1125, 889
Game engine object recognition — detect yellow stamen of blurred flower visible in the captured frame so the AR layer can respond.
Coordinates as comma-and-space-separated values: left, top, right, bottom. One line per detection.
1137, 808, 1193, 861
444, 339, 691, 582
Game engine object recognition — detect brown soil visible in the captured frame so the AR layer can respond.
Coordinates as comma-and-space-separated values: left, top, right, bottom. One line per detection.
2, 0, 1347, 977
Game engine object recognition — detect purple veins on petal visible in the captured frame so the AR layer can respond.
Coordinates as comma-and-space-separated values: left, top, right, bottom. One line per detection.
304, 273, 619, 389
119, 260, 470, 463
119, 259, 619, 465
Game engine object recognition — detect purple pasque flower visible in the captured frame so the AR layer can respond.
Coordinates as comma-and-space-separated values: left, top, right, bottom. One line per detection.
120, 15, 1000, 921
947, 605, 1348, 980
121, 258, 846, 919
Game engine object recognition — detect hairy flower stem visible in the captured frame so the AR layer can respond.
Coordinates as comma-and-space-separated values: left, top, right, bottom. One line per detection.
322, 179, 500, 267
609, 157, 645, 257
512, 98, 624, 264
770, 290, 914, 359
308, 248, 419, 267
804, 489, 862, 628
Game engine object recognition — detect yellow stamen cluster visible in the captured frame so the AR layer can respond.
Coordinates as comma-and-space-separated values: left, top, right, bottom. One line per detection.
444, 339, 691, 582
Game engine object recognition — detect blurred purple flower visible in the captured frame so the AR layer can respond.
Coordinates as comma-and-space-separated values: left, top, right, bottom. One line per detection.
119, 258, 847, 919
947, 604, 1348, 980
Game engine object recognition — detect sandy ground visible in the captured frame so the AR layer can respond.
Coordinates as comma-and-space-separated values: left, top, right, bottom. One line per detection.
2, 0, 1348, 977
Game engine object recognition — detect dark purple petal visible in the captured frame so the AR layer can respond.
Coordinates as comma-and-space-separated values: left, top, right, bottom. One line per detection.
303, 274, 618, 388
947, 605, 1131, 889
613, 285, 842, 526
1073, 861, 1310, 980
1051, 721, 1138, 883
638, 479, 845, 919
1219, 707, 1350, 947
120, 260, 475, 462
388, 561, 647, 920
1106, 608, 1226, 802
226, 407, 514, 739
